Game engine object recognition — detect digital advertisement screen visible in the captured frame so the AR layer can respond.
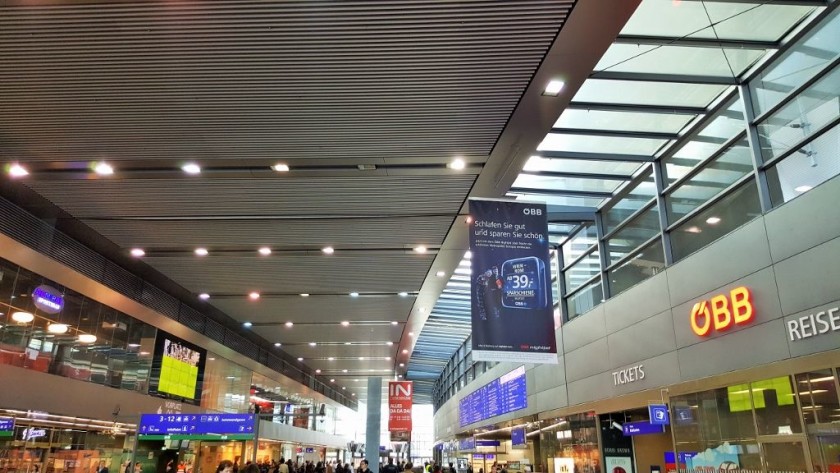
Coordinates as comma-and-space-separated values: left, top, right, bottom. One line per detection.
149, 331, 207, 403
458, 366, 527, 427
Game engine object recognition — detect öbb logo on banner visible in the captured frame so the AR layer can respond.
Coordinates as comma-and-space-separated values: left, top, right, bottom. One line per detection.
690, 286, 754, 337
522, 208, 542, 216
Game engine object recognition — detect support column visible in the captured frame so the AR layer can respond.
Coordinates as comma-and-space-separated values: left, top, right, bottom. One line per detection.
366, 377, 382, 473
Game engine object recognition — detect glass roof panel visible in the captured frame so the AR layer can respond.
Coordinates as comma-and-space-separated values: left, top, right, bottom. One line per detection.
574, 79, 727, 107
555, 109, 695, 134
539, 133, 667, 155
595, 44, 767, 77
507, 192, 605, 209
524, 156, 644, 176
511, 174, 626, 194
622, 0, 815, 42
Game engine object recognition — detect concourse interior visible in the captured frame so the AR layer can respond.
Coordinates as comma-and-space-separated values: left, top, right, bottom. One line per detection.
0, 1, 838, 473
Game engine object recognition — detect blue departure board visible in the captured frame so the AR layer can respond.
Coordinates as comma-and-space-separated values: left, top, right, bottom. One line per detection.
458, 366, 527, 427
0, 417, 14, 438
511, 427, 526, 446
138, 413, 254, 438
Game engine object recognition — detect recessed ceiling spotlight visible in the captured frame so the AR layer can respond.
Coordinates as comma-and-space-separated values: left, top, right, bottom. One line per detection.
413, 245, 427, 254
243, 322, 253, 328
402, 349, 409, 354
342, 387, 346, 390
272, 163, 290, 172
352, 393, 355, 396
78, 334, 97, 344
436, 271, 446, 278
199, 293, 210, 300
309, 342, 317, 347
448, 158, 466, 170
297, 357, 304, 361
322, 246, 335, 255
398, 375, 403, 379
706, 216, 722, 225
330, 379, 335, 383
130, 248, 146, 258
328, 357, 335, 361
408, 332, 414, 336
685, 226, 702, 234
300, 293, 310, 297
359, 357, 365, 360
285, 321, 294, 327
795, 185, 813, 193
344, 342, 351, 345
386, 341, 394, 346
342, 369, 348, 373
385, 356, 391, 360
369, 369, 375, 372
274, 342, 282, 347
182, 163, 201, 175
194, 247, 209, 256
399, 363, 405, 367
466, 216, 473, 224
249, 292, 260, 300
258, 247, 272, 256
391, 321, 398, 326
341, 321, 350, 327
543, 79, 565, 96
8, 163, 29, 177
93, 162, 114, 176
418, 307, 426, 314
315, 369, 321, 374
398, 292, 408, 297
350, 292, 359, 297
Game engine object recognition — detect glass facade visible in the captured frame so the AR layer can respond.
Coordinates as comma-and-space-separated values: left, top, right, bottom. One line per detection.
433, 4, 839, 411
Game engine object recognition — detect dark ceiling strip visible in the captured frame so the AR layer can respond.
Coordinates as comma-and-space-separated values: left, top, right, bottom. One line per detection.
614, 35, 779, 50
566, 101, 705, 115
549, 127, 678, 140
509, 187, 613, 199
590, 71, 740, 85
536, 150, 654, 163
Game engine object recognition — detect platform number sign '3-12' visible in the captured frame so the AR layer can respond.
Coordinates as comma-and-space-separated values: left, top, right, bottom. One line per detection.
690, 286, 754, 337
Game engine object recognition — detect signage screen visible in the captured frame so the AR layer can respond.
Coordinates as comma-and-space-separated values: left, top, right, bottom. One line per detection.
458, 366, 527, 427
138, 413, 254, 440
388, 381, 413, 432
511, 427, 526, 447
0, 417, 14, 438
149, 331, 207, 403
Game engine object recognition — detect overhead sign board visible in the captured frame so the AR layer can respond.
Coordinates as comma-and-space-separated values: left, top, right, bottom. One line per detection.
622, 421, 664, 436
32, 285, 64, 314
138, 413, 254, 440
0, 417, 14, 438
469, 199, 558, 363
648, 404, 670, 425
511, 427, 526, 447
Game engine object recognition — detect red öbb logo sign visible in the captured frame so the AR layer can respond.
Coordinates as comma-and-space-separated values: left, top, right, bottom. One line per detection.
690, 286, 754, 337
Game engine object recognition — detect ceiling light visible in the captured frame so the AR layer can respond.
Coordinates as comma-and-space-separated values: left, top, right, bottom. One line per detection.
350, 292, 359, 298
139, 351, 150, 356
685, 226, 702, 234
436, 271, 446, 278
272, 163, 290, 172
330, 379, 335, 383
315, 369, 321, 374
352, 393, 355, 396
345, 341, 351, 345
130, 248, 145, 258
249, 292, 260, 300
194, 247, 209, 256
795, 185, 813, 193
208, 357, 215, 361
300, 293, 310, 297
328, 357, 335, 361
419, 307, 426, 314
12, 312, 33, 324
466, 216, 473, 224
322, 246, 335, 255
544, 79, 565, 96
398, 292, 408, 297
78, 334, 97, 344
93, 162, 114, 176
48, 323, 69, 334
341, 321, 350, 327
342, 369, 348, 373
386, 341, 394, 346
408, 332, 414, 336
369, 369, 375, 372
358, 357, 365, 361
448, 158, 466, 170
402, 349, 409, 354
258, 247, 272, 256
342, 387, 346, 390
243, 322, 253, 328
465, 251, 472, 259
385, 356, 391, 360
182, 163, 201, 175
706, 216, 721, 225
391, 321, 398, 326
297, 357, 303, 361
399, 363, 405, 367
309, 342, 317, 347
199, 293, 210, 300
413, 246, 427, 254
9, 163, 29, 177
285, 321, 294, 327
274, 342, 282, 347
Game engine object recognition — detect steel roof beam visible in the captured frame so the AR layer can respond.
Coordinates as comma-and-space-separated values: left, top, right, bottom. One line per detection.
566, 101, 706, 115
550, 127, 678, 140
590, 71, 740, 85
536, 150, 654, 163
509, 187, 613, 199
614, 35, 779, 50
519, 170, 634, 181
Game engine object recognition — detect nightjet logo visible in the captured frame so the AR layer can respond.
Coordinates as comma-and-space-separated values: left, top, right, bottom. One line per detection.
690, 286, 754, 337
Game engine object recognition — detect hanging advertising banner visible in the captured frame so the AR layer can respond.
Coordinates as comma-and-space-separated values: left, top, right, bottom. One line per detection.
388, 381, 413, 433
469, 198, 558, 363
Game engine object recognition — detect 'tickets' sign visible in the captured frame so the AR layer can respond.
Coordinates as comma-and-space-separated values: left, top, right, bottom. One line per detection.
690, 286, 754, 337
388, 381, 412, 433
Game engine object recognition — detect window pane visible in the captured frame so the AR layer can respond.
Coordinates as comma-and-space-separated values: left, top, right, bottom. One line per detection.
596, 44, 766, 77
664, 98, 747, 183
555, 109, 695, 134
795, 370, 840, 426
603, 170, 657, 232
511, 173, 625, 194
671, 180, 761, 262
564, 250, 600, 292
507, 192, 605, 210
562, 223, 598, 265
539, 133, 667, 155
750, 376, 803, 435
573, 79, 728, 108
607, 205, 661, 265
566, 279, 603, 320
666, 139, 754, 223
757, 65, 840, 161
767, 124, 839, 207
524, 155, 642, 176
608, 240, 665, 297
750, 9, 840, 115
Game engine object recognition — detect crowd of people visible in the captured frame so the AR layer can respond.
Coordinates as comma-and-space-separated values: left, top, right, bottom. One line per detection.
214, 458, 483, 473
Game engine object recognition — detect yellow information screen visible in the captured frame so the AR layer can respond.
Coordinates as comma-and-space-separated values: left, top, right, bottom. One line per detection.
159, 354, 199, 398
153, 335, 205, 401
